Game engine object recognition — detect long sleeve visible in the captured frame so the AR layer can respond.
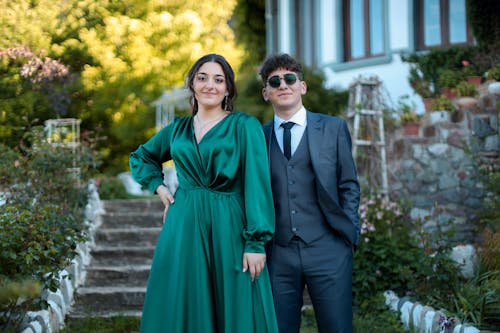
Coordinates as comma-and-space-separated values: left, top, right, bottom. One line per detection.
239, 116, 275, 253
129, 119, 177, 194
337, 120, 361, 245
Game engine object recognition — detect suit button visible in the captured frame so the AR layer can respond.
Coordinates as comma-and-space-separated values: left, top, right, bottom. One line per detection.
288, 180, 295, 185
291, 210, 296, 214
292, 227, 297, 232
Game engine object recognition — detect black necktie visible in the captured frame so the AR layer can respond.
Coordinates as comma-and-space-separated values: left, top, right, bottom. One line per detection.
281, 122, 295, 160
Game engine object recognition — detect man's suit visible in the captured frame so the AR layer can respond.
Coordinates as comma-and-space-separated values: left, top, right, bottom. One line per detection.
263, 111, 360, 333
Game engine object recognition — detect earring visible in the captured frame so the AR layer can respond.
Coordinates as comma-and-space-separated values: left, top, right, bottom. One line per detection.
223, 95, 229, 111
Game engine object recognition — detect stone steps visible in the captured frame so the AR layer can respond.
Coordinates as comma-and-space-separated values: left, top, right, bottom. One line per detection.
68, 199, 163, 318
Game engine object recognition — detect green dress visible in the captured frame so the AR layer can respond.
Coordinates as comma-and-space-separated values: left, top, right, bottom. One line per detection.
129, 112, 278, 333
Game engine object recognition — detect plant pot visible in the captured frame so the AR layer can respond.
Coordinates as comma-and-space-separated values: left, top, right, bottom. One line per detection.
440, 87, 457, 100
488, 81, 500, 95
423, 97, 434, 112
428, 110, 450, 124
403, 122, 420, 136
456, 97, 478, 110
466, 76, 482, 86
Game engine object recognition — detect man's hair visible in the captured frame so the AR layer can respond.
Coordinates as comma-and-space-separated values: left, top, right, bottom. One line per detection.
259, 53, 303, 86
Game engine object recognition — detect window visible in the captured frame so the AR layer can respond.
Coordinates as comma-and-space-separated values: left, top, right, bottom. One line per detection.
415, 0, 473, 49
343, 0, 385, 61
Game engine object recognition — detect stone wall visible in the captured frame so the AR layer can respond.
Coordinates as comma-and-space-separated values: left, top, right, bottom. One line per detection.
386, 88, 499, 243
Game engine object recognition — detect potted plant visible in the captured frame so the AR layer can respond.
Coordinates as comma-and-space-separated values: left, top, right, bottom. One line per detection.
461, 60, 482, 85
397, 95, 420, 136
454, 81, 477, 97
428, 95, 456, 123
454, 82, 478, 110
438, 69, 462, 99
487, 63, 500, 95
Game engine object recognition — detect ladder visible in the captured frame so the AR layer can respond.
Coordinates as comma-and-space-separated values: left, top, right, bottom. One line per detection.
347, 76, 389, 196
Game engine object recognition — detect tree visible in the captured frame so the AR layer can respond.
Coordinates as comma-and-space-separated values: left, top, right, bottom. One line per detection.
232, 0, 267, 70
0, 0, 243, 171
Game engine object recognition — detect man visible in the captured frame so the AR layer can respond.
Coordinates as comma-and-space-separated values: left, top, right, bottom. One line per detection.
260, 53, 360, 333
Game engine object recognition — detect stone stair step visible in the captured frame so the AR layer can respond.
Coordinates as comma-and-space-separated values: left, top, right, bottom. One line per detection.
71, 286, 146, 313
102, 199, 163, 213
95, 227, 161, 247
90, 246, 155, 266
67, 309, 142, 319
85, 265, 151, 287
100, 212, 164, 228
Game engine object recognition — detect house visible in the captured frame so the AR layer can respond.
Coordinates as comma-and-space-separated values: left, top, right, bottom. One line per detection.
264, 0, 474, 113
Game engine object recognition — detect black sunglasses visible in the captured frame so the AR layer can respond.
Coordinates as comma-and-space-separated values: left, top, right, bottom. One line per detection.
267, 73, 299, 88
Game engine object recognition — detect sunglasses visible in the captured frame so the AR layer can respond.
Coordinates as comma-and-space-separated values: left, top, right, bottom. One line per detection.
267, 73, 299, 88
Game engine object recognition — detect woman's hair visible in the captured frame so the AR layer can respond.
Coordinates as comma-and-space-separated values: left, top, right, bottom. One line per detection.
186, 53, 237, 114
259, 53, 303, 86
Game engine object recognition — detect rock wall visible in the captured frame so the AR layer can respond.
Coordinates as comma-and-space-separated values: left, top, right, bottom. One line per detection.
387, 90, 499, 243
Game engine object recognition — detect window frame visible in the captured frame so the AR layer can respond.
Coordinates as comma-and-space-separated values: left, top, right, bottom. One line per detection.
342, 0, 386, 62
414, 0, 474, 50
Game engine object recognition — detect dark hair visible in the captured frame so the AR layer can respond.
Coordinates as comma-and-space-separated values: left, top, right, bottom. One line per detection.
259, 53, 303, 87
185, 53, 237, 114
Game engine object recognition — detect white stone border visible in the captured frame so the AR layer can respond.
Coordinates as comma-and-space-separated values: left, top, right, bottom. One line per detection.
20, 180, 104, 333
384, 290, 480, 333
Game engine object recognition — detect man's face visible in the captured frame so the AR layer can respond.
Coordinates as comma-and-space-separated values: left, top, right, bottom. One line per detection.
262, 68, 307, 114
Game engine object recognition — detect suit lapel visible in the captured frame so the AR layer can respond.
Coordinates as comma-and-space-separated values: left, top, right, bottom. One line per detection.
306, 112, 323, 175
263, 121, 273, 171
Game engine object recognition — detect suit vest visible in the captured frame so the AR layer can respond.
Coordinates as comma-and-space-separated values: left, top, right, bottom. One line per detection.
270, 127, 330, 245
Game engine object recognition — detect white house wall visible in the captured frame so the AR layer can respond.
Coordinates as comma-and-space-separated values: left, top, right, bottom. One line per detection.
270, 0, 426, 113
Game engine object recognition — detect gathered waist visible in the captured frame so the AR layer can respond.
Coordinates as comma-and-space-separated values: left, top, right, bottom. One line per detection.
177, 185, 240, 197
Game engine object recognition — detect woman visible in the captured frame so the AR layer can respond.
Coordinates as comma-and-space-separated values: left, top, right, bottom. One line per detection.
129, 54, 278, 333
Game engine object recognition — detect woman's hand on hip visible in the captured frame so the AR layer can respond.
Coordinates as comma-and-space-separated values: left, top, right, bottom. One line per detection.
156, 184, 174, 221
242, 252, 266, 282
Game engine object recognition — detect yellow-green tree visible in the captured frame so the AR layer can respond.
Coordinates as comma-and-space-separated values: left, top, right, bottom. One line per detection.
1, 0, 242, 171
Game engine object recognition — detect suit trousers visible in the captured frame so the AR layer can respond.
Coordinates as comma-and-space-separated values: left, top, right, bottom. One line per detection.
268, 232, 353, 333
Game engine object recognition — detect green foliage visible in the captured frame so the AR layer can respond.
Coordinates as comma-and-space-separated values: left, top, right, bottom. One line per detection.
487, 63, 500, 81
438, 69, 464, 88
0, 129, 95, 330
60, 315, 140, 333
430, 95, 456, 112
466, 0, 500, 49
353, 294, 406, 333
353, 194, 426, 309
235, 66, 348, 124
0, 47, 74, 148
95, 175, 136, 200
396, 94, 419, 125
402, 46, 479, 95
232, 0, 266, 70
454, 81, 477, 97
477, 159, 500, 231
1, 0, 243, 172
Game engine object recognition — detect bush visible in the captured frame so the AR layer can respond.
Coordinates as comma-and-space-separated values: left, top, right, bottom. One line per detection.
353, 194, 426, 311
95, 175, 136, 200
0, 129, 94, 330
454, 81, 477, 97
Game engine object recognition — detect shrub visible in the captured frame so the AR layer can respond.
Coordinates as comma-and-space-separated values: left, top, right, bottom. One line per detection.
487, 63, 500, 81
454, 81, 478, 97
353, 194, 426, 311
0, 129, 95, 330
438, 69, 463, 88
430, 95, 457, 112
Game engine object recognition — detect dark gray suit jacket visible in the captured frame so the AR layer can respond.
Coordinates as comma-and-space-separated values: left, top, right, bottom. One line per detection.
263, 111, 361, 246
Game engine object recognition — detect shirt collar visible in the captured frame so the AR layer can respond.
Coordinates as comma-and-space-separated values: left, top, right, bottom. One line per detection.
273, 106, 307, 131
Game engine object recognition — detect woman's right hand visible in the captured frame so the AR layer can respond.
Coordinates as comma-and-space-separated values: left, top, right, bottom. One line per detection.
156, 184, 174, 222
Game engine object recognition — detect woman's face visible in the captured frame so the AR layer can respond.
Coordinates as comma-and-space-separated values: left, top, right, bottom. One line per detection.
192, 61, 227, 111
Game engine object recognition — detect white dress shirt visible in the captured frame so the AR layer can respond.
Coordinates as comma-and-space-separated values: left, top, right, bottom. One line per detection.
273, 107, 307, 158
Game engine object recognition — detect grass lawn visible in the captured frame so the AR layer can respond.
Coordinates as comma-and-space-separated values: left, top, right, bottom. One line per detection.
60, 308, 404, 333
